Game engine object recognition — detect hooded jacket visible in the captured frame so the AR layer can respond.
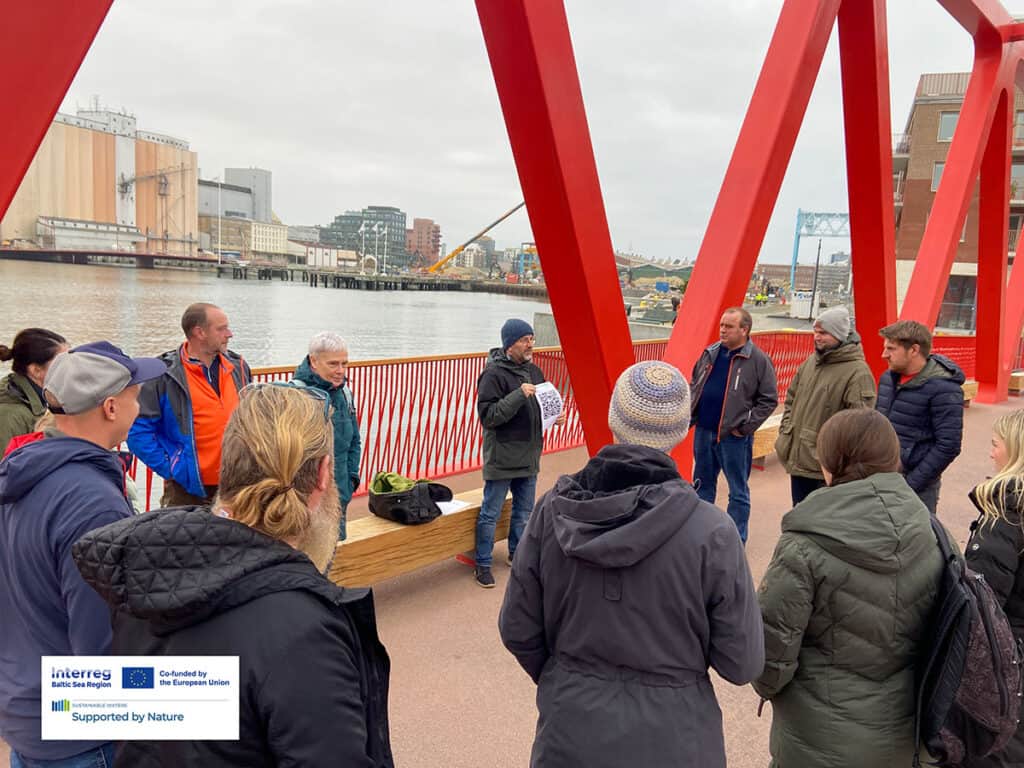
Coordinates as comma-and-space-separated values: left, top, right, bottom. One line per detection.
964, 481, 1024, 767
127, 346, 251, 498
293, 357, 362, 504
0, 372, 46, 454
477, 348, 545, 480
0, 437, 133, 760
72, 506, 393, 768
754, 473, 943, 767
499, 444, 764, 768
775, 332, 877, 479
690, 338, 778, 441
876, 354, 965, 492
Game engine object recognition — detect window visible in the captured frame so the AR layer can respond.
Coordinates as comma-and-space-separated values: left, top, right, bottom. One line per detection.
937, 111, 959, 141
931, 162, 944, 192
1013, 164, 1024, 199
1015, 111, 1024, 143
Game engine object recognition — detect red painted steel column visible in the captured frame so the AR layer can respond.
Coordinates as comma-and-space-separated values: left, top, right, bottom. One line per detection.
837, 0, 898, 379
476, 0, 634, 454
976, 86, 1012, 402
899, 43, 1003, 326
0, 0, 114, 220
1005, 60, 1024, 380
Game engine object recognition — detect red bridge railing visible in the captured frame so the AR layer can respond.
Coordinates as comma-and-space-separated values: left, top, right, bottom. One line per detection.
135, 331, 1020, 510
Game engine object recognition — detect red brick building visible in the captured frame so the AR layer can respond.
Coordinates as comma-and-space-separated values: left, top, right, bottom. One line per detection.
894, 72, 1023, 329
405, 218, 441, 266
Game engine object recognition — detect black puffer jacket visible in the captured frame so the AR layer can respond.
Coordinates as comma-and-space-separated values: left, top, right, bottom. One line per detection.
72, 507, 393, 768
477, 348, 545, 480
875, 354, 964, 492
964, 481, 1024, 767
499, 444, 764, 768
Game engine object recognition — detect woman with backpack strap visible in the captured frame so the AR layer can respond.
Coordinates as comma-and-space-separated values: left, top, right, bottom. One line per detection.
964, 408, 1024, 767
754, 409, 944, 767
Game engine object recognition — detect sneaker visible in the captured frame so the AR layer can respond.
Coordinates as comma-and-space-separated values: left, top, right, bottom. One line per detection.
474, 566, 495, 589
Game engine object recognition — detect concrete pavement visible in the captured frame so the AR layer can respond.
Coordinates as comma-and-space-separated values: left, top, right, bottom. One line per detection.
2, 398, 1019, 766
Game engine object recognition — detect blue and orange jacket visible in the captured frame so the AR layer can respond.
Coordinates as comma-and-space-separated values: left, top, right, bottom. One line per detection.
127, 345, 251, 498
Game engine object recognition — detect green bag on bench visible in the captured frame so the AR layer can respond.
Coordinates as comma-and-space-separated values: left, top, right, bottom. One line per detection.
368, 472, 453, 525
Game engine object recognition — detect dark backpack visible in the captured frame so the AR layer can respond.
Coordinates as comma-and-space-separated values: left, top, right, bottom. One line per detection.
368, 472, 452, 525
913, 516, 1023, 767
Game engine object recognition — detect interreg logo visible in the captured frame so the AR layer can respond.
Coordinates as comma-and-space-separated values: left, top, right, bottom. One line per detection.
122, 667, 155, 689
51, 699, 71, 712
50, 667, 112, 690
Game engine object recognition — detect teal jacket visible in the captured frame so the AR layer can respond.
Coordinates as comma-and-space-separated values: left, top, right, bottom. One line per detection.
294, 358, 361, 504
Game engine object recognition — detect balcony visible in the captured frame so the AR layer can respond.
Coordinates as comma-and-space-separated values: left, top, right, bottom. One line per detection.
893, 172, 905, 205
893, 133, 910, 154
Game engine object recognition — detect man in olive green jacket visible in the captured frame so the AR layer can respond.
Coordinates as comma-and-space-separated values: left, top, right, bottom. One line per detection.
775, 306, 876, 505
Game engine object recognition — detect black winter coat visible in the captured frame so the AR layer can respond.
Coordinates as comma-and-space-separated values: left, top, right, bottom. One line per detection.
876, 354, 964, 492
72, 507, 393, 768
964, 482, 1024, 767
499, 444, 764, 768
477, 348, 545, 480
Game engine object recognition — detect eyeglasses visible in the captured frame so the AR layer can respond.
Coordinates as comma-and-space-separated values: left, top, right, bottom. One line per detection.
241, 381, 332, 422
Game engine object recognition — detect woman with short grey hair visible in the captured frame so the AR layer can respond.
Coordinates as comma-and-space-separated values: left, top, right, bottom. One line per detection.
294, 330, 360, 540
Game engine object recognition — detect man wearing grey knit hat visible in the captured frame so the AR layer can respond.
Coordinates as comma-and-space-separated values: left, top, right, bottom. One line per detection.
500, 360, 763, 767
473, 319, 564, 588
776, 305, 877, 504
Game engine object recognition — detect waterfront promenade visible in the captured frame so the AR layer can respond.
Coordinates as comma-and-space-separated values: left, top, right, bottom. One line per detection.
4, 397, 1015, 766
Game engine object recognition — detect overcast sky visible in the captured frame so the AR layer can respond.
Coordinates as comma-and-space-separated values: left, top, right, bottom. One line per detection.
60, 0, 1021, 265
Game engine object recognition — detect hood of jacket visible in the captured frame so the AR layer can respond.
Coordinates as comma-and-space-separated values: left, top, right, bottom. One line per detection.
0, 372, 45, 415
546, 443, 700, 569
781, 472, 923, 573
815, 331, 866, 365
0, 436, 123, 505
486, 346, 536, 375
294, 356, 340, 392
900, 353, 966, 389
72, 506, 347, 636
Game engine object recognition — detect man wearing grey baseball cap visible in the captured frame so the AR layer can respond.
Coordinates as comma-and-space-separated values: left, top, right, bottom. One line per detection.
0, 341, 163, 766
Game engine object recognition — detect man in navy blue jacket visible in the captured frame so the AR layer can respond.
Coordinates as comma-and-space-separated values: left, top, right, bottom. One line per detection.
876, 320, 964, 514
0, 342, 163, 766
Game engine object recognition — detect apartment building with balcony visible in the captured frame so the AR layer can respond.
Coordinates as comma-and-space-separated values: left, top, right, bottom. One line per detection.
894, 72, 1022, 329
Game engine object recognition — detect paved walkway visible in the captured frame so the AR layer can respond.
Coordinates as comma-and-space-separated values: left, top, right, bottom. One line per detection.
2, 397, 1020, 766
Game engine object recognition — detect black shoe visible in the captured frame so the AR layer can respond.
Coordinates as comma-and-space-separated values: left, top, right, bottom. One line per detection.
506, 551, 514, 567
474, 566, 495, 589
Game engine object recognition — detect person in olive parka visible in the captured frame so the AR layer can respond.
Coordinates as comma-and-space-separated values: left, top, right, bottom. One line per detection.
755, 408, 943, 767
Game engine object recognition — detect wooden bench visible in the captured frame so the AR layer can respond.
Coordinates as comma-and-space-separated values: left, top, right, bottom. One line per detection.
327, 488, 511, 588
1011, 371, 1024, 396
752, 413, 782, 465
962, 379, 978, 407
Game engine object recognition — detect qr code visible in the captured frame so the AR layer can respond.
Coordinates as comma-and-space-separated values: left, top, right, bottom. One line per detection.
537, 388, 562, 421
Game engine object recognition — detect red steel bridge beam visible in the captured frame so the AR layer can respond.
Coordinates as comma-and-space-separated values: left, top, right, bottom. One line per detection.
0, 0, 113, 220
476, 0, 634, 453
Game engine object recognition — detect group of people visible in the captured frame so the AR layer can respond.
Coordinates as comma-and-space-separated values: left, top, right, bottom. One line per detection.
0, 301, 1021, 767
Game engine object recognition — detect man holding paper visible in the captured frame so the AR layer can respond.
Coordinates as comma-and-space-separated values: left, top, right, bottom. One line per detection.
474, 319, 564, 589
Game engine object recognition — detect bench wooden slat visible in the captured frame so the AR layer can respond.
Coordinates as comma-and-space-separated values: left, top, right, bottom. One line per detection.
1011, 371, 1024, 395
328, 488, 510, 587
753, 413, 783, 460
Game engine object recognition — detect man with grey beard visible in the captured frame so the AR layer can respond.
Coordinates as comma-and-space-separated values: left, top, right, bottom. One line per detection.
73, 383, 393, 767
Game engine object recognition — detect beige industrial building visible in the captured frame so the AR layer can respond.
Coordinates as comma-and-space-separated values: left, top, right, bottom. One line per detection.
0, 107, 199, 256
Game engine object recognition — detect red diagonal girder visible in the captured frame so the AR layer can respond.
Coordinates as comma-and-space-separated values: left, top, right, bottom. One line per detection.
0, 0, 114, 220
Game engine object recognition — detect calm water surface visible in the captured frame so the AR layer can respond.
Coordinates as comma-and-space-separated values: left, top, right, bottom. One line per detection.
1, 260, 551, 369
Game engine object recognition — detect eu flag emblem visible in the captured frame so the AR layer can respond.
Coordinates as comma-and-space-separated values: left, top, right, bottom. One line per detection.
122, 667, 154, 689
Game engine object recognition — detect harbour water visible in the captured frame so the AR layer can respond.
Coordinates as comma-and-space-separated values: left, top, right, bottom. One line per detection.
0, 260, 551, 368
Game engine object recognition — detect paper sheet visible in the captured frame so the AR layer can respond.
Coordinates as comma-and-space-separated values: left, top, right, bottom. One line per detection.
535, 381, 564, 431
438, 499, 471, 516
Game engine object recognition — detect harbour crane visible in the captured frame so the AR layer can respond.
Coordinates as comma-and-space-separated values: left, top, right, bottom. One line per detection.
426, 201, 526, 273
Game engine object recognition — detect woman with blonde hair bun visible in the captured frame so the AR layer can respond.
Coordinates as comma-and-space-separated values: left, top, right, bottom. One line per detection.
964, 408, 1024, 767
73, 383, 393, 767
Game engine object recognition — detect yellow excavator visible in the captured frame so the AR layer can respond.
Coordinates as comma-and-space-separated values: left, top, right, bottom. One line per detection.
426, 201, 525, 274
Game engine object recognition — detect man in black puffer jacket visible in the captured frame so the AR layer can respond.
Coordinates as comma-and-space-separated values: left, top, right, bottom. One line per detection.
73, 384, 392, 767
876, 320, 964, 513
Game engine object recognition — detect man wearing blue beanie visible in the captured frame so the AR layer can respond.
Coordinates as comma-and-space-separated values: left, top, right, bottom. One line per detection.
473, 318, 563, 588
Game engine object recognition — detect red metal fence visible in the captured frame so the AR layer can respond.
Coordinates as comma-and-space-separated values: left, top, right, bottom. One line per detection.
134, 331, 1022, 510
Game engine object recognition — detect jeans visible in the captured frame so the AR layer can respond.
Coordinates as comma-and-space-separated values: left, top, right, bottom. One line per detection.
338, 500, 349, 541
11, 744, 115, 768
693, 427, 753, 543
476, 476, 537, 568
790, 475, 827, 505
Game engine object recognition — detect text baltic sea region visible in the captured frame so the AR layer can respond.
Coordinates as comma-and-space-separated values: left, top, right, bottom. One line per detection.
50, 667, 112, 690
159, 669, 232, 688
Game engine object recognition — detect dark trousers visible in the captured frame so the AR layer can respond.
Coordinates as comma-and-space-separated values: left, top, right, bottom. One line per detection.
916, 479, 941, 515
161, 478, 217, 508
790, 475, 827, 505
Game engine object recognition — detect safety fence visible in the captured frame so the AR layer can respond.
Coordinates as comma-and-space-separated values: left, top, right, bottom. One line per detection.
134, 331, 1022, 510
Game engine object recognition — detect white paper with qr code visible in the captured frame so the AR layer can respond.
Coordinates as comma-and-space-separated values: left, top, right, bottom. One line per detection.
534, 382, 564, 431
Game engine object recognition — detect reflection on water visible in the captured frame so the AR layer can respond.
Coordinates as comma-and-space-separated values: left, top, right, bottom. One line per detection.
0, 260, 550, 368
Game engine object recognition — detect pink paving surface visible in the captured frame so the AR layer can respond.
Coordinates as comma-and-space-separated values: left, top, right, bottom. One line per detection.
2, 397, 1021, 766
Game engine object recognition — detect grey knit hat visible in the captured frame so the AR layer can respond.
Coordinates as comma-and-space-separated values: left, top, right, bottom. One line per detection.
608, 361, 691, 452
815, 306, 851, 342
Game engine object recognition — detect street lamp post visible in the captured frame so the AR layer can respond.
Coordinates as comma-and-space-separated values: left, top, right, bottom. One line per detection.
373, 223, 382, 276
382, 225, 389, 275
213, 175, 223, 265
358, 222, 367, 275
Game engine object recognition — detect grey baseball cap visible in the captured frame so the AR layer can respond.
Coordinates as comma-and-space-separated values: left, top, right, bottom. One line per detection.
44, 341, 167, 415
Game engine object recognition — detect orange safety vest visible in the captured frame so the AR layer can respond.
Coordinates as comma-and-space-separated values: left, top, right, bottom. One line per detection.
182, 351, 241, 486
